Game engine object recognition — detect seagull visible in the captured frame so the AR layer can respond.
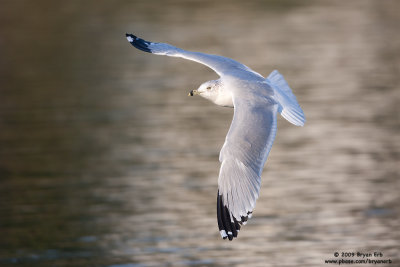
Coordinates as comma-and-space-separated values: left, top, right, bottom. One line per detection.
126, 33, 305, 241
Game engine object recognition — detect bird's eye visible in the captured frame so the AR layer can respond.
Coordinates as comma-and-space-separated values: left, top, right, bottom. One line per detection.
207, 86, 212, 90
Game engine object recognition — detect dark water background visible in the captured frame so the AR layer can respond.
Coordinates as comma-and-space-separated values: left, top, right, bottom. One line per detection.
0, 0, 399, 266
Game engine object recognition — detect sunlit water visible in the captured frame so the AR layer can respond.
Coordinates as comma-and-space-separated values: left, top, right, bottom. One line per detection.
0, 0, 399, 266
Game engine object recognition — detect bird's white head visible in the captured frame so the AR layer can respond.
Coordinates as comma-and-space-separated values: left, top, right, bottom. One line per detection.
189, 79, 219, 98
189, 79, 232, 107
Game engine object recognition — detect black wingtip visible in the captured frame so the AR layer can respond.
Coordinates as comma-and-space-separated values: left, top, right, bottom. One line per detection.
217, 191, 241, 241
125, 33, 136, 39
125, 33, 152, 53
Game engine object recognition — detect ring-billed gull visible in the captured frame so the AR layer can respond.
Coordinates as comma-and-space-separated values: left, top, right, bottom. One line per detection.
126, 33, 305, 240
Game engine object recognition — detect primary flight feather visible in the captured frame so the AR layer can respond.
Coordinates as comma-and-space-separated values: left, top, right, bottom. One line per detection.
126, 33, 305, 240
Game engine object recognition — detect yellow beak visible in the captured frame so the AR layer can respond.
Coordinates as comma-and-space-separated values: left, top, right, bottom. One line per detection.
188, 89, 199, 96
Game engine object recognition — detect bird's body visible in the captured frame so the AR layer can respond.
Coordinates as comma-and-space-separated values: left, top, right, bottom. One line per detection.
126, 33, 305, 240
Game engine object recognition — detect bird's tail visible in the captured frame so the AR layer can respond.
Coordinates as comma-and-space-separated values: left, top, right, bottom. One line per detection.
267, 70, 305, 126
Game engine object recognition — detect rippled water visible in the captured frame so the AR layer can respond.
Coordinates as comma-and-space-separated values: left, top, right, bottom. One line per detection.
0, 0, 399, 266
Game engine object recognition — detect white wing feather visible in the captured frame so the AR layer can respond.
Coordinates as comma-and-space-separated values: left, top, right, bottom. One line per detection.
218, 94, 278, 223
126, 34, 264, 79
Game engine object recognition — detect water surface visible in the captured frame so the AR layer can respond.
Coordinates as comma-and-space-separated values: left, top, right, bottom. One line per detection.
0, 0, 399, 266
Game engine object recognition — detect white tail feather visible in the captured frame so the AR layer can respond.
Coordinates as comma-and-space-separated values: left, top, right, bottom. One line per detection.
267, 70, 305, 126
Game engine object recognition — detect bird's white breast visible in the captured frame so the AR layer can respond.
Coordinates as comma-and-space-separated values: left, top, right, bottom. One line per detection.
214, 90, 234, 108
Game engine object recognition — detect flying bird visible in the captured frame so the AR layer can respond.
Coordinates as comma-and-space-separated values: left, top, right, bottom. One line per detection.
126, 33, 305, 240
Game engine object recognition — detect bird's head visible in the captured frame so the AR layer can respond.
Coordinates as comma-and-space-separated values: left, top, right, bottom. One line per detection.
188, 79, 221, 101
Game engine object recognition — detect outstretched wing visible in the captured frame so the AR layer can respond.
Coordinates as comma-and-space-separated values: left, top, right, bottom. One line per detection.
217, 94, 278, 240
126, 33, 264, 78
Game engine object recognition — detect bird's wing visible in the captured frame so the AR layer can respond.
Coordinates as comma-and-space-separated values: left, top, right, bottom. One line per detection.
217, 94, 278, 240
126, 33, 264, 78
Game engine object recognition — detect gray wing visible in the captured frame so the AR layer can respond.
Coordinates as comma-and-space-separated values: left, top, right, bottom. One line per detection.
126, 33, 264, 78
217, 95, 278, 240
